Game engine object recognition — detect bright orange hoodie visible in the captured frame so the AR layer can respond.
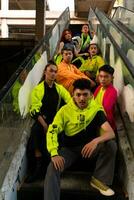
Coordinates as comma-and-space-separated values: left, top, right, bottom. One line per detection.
56, 61, 89, 94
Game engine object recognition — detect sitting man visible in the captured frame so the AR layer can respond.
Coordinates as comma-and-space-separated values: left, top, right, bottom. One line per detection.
79, 43, 105, 81
56, 47, 95, 95
94, 65, 117, 132
44, 78, 117, 200
79, 24, 92, 53
26, 61, 71, 182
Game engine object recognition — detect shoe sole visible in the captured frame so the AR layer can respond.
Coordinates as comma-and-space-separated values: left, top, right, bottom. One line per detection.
90, 182, 115, 196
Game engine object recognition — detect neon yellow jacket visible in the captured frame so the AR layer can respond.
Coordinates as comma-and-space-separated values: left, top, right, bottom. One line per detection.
30, 81, 71, 118
81, 33, 91, 52
79, 55, 105, 78
47, 98, 104, 157
54, 54, 63, 65
12, 80, 22, 114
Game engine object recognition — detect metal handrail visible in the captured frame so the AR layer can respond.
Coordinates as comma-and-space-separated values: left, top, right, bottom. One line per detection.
94, 8, 134, 78
116, 20, 134, 42
0, 7, 70, 102
97, 8, 134, 44
112, 6, 134, 19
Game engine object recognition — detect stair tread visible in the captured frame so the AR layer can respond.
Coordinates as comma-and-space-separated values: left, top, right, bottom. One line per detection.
20, 171, 125, 194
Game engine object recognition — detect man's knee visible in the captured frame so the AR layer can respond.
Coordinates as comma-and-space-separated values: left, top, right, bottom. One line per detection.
46, 161, 60, 178
105, 140, 117, 156
97, 140, 117, 157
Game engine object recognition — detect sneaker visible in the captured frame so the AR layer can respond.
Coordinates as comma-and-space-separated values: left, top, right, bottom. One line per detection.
90, 176, 115, 196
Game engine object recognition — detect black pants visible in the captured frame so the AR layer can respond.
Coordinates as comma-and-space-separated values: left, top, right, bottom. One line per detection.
27, 121, 50, 172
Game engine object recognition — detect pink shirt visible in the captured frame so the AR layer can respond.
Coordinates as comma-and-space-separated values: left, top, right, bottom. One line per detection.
94, 84, 117, 131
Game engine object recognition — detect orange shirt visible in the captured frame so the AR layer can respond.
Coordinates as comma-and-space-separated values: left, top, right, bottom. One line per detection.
56, 61, 88, 94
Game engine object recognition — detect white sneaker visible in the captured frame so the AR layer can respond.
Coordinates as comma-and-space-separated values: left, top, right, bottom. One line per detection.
90, 176, 115, 196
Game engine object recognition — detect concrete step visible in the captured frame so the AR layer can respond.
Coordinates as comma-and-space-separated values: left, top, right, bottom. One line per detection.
17, 171, 127, 200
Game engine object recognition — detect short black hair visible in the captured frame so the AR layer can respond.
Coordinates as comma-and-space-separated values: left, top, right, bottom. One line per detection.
82, 24, 89, 28
61, 46, 74, 54
99, 65, 114, 75
73, 78, 91, 91
45, 60, 57, 70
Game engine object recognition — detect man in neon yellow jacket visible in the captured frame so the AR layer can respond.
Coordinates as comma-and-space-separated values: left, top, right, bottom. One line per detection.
44, 78, 117, 199
26, 61, 71, 183
79, 43, 105, 81
80, 24, 91, 53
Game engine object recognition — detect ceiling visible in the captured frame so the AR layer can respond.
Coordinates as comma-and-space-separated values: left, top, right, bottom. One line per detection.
0, 0, 116, 39
1, 0, 115, 16
0, 0, 50, 10
74, 0, 116, 17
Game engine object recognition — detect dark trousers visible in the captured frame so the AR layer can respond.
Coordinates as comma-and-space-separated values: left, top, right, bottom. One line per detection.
27, 121, 50, 172
44, 140, 117, 200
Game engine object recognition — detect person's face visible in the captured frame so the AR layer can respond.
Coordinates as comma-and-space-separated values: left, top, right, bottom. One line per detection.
62, 50, 73, 63
82, 25, 89, 34
64, 31, 72, 41
88, 44, 98, 56
73, 89, 91, 109
98, 71, 113, 88
44, 65, 57, 81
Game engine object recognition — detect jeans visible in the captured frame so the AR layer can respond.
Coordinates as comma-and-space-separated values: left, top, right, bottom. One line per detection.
44, 140, 117, 200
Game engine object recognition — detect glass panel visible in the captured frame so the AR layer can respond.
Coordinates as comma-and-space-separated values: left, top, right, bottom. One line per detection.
89, 9, 134, 152
95, 8, 134, 71
112, 7, 134, 33
0, 7, 70, 189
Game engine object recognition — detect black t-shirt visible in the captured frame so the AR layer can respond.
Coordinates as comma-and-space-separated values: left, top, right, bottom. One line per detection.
41, 82, 59, 124
62, 111, 107, 147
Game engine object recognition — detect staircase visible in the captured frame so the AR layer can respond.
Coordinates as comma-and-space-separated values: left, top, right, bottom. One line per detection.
17, 113, 128, 200
17, 170, 127, 200
17, 156, 127, 200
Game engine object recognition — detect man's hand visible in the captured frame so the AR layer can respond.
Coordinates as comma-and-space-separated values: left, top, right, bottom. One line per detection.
58, 42, 64, 53
84, 53, 89, 56
81, 139, 98, 158
51, 155, 65, 171
84, 71, 92, 78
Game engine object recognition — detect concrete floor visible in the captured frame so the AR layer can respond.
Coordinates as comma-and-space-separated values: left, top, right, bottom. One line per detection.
0, 126, 23, 187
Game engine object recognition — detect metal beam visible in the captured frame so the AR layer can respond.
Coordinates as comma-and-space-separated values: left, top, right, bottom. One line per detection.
0, 9, 88, 38
35, 0, 46, 41
15, 0, 23, 10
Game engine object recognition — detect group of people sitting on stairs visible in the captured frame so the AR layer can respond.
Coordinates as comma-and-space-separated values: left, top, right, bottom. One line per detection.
26, 24, 118, 199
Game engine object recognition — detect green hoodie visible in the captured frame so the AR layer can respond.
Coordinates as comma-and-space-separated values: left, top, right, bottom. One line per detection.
81, 33, 91, 52
47, 98, 104, 157
79, 55, 105, 78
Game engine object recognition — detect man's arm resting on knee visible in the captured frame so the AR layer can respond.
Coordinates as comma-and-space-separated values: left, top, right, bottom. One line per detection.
51, 155, 65, 171
81, 121, 115, 158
